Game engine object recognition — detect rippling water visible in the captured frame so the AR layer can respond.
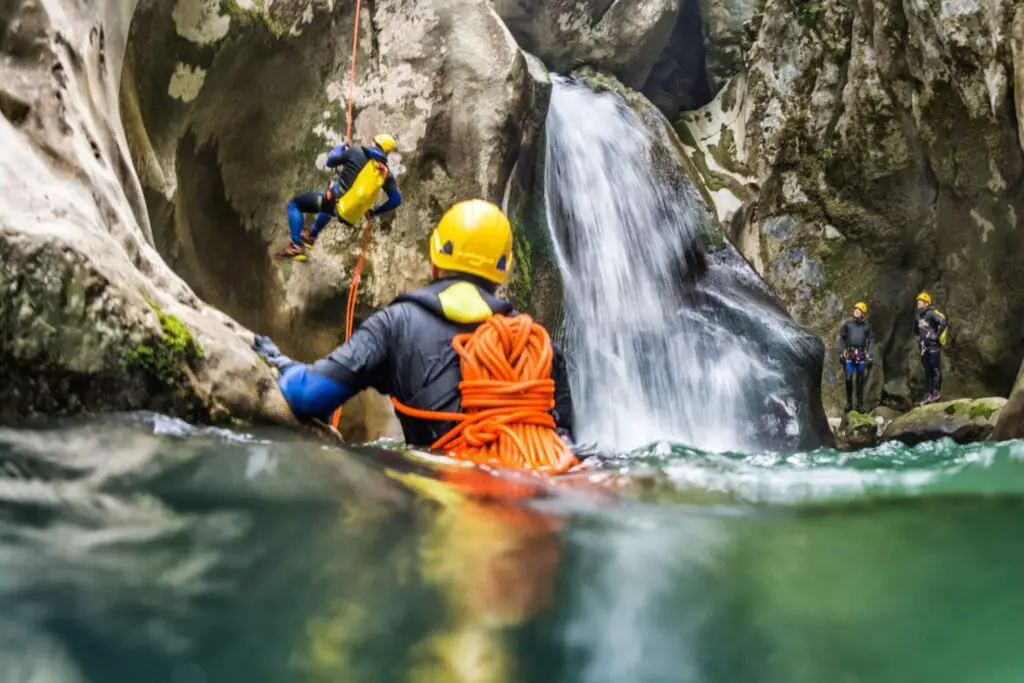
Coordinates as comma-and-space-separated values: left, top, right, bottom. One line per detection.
1, 413, 1022, 683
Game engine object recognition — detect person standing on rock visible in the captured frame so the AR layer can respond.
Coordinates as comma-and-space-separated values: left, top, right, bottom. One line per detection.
837, 301, 875, 413
254, 199, 577, 460
274, 134, 402, 261
915, 291, 948, 405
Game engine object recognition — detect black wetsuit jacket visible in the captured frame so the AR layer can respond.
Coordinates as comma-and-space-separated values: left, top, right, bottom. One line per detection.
311, 275, 575, 447
915, 307, 947, 351
837, 319, 875, 362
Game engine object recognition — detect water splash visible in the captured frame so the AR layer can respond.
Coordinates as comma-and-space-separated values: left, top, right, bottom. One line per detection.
543, 77, 829, 453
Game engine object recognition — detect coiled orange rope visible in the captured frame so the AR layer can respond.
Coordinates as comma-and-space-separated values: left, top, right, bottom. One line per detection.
391, 314, 579, 474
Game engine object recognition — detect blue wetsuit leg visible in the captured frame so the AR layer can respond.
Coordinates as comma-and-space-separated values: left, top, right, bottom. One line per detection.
311, 212, 332, 238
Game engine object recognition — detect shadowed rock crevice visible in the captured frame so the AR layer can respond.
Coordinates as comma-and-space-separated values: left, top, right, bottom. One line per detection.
171, 132, 278, 337
641, 0, 715, 119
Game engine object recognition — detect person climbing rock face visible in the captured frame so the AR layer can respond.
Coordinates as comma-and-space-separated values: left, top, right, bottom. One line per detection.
915, 291, 948, 405
274, 133, 402, 261
255, 199, 576, 460
837, 301, 875, 413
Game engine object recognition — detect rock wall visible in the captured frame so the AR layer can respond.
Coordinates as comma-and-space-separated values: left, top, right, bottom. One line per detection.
0, 0, 293, 424
123, 0, 549, 358
491, 0, 682, 89
674, 0, 1024, 415
119, 0, 550, 437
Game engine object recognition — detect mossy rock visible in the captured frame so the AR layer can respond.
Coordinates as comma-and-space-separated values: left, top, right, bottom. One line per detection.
836, 410, 879, 449
121, 303, 207, 417
880, 397, 1007, 447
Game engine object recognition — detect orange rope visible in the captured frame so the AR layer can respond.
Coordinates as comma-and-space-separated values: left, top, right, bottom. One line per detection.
330, 219, 372, 428
391, 314, 579, 474
330, 0, 368, 430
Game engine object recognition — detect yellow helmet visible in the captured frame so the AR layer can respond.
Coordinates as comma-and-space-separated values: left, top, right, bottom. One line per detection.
372, 133, 396, 154
854, 301, 868, 314
917, 291, 932, 304
430, 199, 513, 284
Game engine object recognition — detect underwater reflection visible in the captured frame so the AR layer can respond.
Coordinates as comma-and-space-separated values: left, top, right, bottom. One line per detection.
293, 466, 570, 683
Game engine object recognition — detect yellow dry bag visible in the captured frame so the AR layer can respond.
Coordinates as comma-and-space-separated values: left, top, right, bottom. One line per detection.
336, 160, 389, 225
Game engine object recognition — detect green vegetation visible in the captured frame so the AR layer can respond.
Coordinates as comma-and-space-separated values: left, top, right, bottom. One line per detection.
844, 410, 875, 429
225, 0, 290, 37
508, 209, 533, 310
945, 402, 968, 416
121, 305, 204, 389
696, 215, 727, 253
968, 403, 997, 420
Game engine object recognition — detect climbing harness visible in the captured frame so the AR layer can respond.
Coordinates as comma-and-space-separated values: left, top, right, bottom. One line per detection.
330, 0, 373, 429
390, 314, 580, 474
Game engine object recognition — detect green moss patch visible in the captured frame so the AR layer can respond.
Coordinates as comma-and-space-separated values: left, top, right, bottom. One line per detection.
968, 403, 997, 420
122, 305, 204, 390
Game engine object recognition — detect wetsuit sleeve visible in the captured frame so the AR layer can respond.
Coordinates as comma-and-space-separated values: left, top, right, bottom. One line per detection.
310, 307, 395, 393
837, 322, 849, 359
551, 343, 575, 440
278, 365, 353, 421
325, 144, 352, 169
370, 174, 402, 216
930, 310, 948, 338
867, 325, 876, 358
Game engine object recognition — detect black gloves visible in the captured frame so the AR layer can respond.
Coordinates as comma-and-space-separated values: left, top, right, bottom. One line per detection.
253, 335, 298, 372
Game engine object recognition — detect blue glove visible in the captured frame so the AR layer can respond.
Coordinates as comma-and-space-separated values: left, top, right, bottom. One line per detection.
253, 335, 298, 372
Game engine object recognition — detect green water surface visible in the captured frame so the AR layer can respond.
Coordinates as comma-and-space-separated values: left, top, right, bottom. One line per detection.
0, 413, 1021, 683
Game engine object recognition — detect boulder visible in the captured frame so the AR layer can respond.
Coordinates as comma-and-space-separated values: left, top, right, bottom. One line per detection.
880, 398, 1007, 447
0, 0, 292, 425
835, 411, 881, 450
992, 359, 1024, 441
675, 0, 1024, 416
491, 0, 682, 88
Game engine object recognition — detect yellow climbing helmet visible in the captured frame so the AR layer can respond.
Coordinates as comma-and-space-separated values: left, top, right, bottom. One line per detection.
917, 291, 932, 305
430, 199, 513, 284
372, 133, 396, 154
854, 301, 868, 314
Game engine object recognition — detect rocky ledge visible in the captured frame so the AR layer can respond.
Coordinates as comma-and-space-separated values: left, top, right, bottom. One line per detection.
834, 397, 1008, 450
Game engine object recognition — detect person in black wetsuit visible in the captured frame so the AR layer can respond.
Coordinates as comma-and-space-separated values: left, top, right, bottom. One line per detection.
254, 199, 575, 446
837, 301, 875, 413
275, 134, 402, 261
915, 291, 948, 405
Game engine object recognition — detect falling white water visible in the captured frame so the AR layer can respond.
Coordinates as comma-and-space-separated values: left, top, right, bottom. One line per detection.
544, 78, 822, 453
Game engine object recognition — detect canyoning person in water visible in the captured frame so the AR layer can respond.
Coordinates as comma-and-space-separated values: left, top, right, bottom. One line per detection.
837, 301, 875, 413
274, 133, 402, 261
254, 198, 576, 455
915, 291, 948, 405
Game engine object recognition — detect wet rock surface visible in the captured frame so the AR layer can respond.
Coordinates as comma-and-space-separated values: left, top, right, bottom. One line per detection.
675, 0, 1024, 416
880, 398, 1007, 447
0, 0, 293, 426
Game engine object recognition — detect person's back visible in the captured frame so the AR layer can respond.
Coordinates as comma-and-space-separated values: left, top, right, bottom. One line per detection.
275, 134, 401, 260
309, 275, 574, 445
255, 198, 575, 452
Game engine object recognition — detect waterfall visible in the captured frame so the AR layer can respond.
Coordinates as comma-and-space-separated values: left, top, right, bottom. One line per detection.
543, 76, 830, 453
